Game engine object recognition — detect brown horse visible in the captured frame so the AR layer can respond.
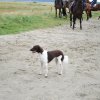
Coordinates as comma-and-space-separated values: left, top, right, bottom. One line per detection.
85, 3, 92, 20
55, 0, 63, 18
91, 4, 100, 11
69, 0, 83, 30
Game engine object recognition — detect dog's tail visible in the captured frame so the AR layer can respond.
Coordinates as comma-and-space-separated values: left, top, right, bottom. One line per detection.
63, 55, 68, 64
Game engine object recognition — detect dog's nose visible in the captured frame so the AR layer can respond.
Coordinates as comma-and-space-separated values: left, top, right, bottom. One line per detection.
30, 49, 32, 51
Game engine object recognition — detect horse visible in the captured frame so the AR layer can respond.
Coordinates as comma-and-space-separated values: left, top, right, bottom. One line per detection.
91, 3, 100, 11
62, 0, 69, 17
55, 0, 63, 18
81, 0, 92, 21
85, 3, 92, 20
69, 0, 83, 30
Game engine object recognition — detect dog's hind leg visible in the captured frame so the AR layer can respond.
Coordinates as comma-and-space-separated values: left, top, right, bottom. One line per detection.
55, 58, 58, 73
57, 56, 63, 75
39, 62, 43, 75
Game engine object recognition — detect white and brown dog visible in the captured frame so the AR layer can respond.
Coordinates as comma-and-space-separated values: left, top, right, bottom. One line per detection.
30, 45, 68, 77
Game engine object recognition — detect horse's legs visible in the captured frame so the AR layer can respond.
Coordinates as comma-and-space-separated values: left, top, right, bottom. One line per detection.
55, 8, 57, 17
59, 8, 62, 18
65, 8, 67, 18
86, 10, 89, 21
70, 13, 72, 27
80, 18, 82, 30
62, 7, 67, 18
89, 10, 92, 18
73, 16, 76, 30
87, 14, 89, 21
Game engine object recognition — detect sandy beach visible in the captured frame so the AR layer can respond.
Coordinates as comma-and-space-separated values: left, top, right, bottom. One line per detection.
0, 18, 100, 100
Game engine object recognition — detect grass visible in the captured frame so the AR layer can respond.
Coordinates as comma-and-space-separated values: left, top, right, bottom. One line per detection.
0, 2, 99, 35
92, 11, 100, 18
0, 14, 67, 35
0, 2, 68, 35
83, 10, 100, 19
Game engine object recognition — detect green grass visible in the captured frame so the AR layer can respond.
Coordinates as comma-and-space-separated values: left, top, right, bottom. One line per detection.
0, 2, 68, 35
0, 14, 68, 35
92, 11, 100, 18
0, 2, 99, 35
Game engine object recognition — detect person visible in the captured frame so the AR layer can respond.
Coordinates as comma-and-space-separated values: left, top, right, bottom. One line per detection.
68, 0, 74, 4
82, 0, 86, 10
91, 0, 97, 8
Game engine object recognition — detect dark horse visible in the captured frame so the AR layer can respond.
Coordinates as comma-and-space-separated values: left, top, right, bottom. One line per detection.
62, 0, 69, 17
55, 0, 63, 18
69, 0, 83, 30
55, 0, 69, 18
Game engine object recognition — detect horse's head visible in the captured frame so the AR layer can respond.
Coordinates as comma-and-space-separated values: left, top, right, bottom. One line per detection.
75, 0, 82, 10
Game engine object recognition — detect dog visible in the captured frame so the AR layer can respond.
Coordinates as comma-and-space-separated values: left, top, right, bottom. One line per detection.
30, 45, 68, 77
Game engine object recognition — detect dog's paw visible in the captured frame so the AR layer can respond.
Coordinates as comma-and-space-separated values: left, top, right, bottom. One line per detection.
39, 72, 42, 75
58, 72, 62, 75
39, 71, 42, 75
57, 72, 62, 75
45, 75, 48, 78
58, 73, 62, 75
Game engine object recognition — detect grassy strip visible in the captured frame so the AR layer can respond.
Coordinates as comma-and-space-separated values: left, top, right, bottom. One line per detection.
0, 2, 68, 35
0, 14, 68, 35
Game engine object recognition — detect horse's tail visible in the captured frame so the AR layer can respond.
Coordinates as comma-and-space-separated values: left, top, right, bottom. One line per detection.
89, 10, 92, 18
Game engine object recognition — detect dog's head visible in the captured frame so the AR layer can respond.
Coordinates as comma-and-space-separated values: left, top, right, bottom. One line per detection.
30, 45, 43, 54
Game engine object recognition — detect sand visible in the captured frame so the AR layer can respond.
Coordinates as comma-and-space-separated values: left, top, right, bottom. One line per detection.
0, 18, 100, 100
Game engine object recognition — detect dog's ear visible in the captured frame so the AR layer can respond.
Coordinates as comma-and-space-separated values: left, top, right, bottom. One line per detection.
36, 45, 43, 53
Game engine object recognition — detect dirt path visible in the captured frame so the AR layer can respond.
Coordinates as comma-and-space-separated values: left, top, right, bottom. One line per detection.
0, 19, 100, 100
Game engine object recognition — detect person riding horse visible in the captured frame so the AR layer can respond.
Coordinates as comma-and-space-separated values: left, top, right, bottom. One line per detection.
91, 0, 97, 8
82, 0, 97, 9
82, 0, 86, 10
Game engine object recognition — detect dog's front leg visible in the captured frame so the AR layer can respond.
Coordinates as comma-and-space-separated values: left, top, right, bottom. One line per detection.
44, 63, 48, 78
55, 58, 59, 74
39, 62, 43, 75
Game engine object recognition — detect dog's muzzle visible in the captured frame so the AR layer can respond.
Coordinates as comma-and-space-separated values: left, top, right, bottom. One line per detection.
30, 49, 36, 53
